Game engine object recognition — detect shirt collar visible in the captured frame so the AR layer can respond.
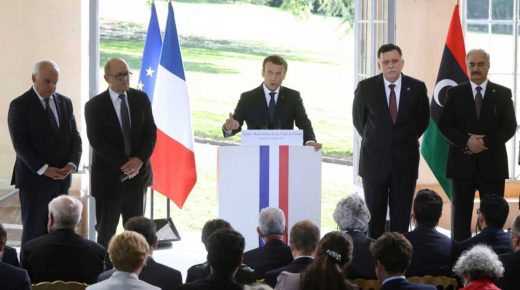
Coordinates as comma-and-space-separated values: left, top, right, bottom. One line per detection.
109, 87, 127, 102
33, 86, 54, 102
263, 84, 281, 96
383, 74, 402, 89
470, 80, 488, 95
382, 275, 406, 285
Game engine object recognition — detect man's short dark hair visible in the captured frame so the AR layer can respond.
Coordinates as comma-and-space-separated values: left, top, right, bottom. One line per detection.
201, 219, 233, 247
207, 229, 245, 275
124, 216, 156, 247
377, 44, 402, 58
289, 220, 320, 255
263, 55, 288, 72
0, 223, 6, 245
413, 189, 443, 228
370, 232, 412, 275
480, 194, 509, 229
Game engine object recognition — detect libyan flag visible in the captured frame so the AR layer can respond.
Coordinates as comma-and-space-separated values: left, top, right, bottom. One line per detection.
420, 4, 468, 200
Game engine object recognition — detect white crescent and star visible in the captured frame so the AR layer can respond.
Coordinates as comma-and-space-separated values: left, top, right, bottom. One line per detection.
434, 79, 458, 107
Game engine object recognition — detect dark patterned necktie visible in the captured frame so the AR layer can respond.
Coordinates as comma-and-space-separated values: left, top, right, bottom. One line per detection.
119, 94, 131, 157
44, 98, 59, 131
389, 84, 397, 124
268, 91, 276, 122
475, 86, 483, 119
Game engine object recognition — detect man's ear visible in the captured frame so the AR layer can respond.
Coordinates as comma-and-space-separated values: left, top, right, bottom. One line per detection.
256, 226, 263, 237
152, 236, 159, 250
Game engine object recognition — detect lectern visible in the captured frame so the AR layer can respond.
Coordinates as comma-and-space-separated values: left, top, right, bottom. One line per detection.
217, 130, 321, 250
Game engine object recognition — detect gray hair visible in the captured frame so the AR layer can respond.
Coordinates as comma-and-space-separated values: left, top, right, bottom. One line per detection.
333, 193, 370, 232
48, 195, 83, 230
33, 60, 60, 76
511, 215, 520, 235
466, 49, 490, 63
453, 244, 504, 282
259, 207, 286, 236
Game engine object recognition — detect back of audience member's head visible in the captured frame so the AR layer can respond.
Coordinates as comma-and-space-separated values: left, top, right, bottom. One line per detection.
412, 189, 443, 228
0, 223, 6, 247
480, 194, 509, 229
453, 244, 504, 283
333, 193, 370, 232
289, 220, 320, 256
124, 216, 156, 247
300, 231, 355, 290
108, 231, 149, 273
206, 229, 245, 276
370, 232, 412, 275
258, 207, 286, 237
510, 215, 520, 251
201, 219, 233, 249
48, 195, 83, 231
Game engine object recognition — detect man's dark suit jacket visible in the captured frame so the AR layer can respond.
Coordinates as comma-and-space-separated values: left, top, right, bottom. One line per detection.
85, 88, 157, 199
344, 231, 376, 279
223, 84, 316, 143
179, 273, 243, 290
439, 81, 516, 180
403, 226, 456, 277
98, 256, 182, 290
454, 227, 512, 258
242, 239, 293, 280
496, 251, 520, 290
381, 278, 436, 290
20, 228, 107, 284
186, 262, 254, 284
2, 245, 20, 267
264, 256, 313, 287
8, 88, 81, 192
353, 74, 429, 183
0, 262, 31, 290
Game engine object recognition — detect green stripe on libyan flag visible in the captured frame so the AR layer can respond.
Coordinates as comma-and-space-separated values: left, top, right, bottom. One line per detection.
421, 117, 452, 199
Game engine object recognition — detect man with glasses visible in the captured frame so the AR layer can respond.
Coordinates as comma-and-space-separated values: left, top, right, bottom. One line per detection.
497, 214, 520, 290
454, 194, 512, 259
439, 49, 517, 242
85, 58, 157, 248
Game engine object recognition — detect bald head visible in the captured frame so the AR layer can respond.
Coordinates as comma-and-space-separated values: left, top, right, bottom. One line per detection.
104, 58, 131, 94
32, 60, 60, 99
48, 195, 83, 231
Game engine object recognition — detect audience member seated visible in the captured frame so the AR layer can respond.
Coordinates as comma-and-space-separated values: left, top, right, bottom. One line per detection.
98, 216, 182, 290
0, 223, 31, 290
186, 219, 254, 284
264, 220, 320, 288
371, 232, 436, 290
243, 208, 293, 280
333, 193, 376, 279
2, 244, 20, 267
276, 231, 357, 290
404, 189, 456, 277
21, 195, 106, 284
496, 214, 520, 290
453, 244, 504, 290
180, 229, 245, 290
87, 231, 159, 290
455, 194, 512, 258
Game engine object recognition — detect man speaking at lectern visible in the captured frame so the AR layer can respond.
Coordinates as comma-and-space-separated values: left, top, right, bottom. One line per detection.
222, 55, 321, 150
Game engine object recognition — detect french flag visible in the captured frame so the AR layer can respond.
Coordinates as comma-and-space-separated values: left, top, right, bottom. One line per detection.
149, 2, 197, 208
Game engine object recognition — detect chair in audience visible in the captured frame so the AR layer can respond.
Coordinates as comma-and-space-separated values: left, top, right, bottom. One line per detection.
349, 278, 380, 290
32, 280, 88, 290
408, 276, 458, 290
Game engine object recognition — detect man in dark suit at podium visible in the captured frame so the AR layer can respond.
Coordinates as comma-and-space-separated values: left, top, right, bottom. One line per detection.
222, 55, 321, 150
8, 60, 82, 243
353, 44, 430, 239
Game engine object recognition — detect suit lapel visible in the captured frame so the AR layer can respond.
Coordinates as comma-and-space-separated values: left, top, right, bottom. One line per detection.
255, 85, 269, 118
396, 75, 412, 124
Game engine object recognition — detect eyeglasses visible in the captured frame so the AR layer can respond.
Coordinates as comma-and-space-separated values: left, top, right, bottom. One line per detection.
108, 71, 132, 79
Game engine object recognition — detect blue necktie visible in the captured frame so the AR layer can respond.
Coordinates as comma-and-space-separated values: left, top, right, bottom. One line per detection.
268, 92, 276, 122
475, 86, 483, 119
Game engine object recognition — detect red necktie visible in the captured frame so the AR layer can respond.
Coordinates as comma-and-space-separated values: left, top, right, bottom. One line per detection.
389, 84, 397, 124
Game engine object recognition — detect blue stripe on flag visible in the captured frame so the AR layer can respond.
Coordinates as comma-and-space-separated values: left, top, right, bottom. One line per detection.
138, 2, 162, 103
159, 2, 186, 81
259, 146, 270, 210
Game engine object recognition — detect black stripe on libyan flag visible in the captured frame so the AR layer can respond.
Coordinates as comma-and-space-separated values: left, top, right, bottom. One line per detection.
431, 45, 468, 122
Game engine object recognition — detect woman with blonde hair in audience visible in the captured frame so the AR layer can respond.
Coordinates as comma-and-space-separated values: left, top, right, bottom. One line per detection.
453, 244, 504, 290
275, 231, 357, 290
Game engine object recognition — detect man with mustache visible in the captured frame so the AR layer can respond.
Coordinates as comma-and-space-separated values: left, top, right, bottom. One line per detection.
353, 44, 430, 239
439, 49, 516, 242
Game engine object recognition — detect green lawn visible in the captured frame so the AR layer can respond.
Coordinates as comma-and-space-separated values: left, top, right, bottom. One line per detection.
100, 1, 354, 233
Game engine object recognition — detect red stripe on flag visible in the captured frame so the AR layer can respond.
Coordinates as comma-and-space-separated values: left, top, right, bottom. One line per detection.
446, 5, 468, 77
279, 145, 289, 243
150, 129, 197, 208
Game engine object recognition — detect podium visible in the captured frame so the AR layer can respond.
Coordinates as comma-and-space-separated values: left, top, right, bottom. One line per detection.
217, 139, 321, 250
